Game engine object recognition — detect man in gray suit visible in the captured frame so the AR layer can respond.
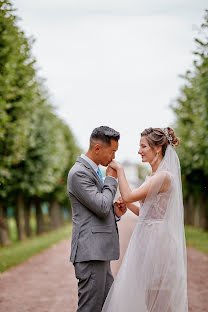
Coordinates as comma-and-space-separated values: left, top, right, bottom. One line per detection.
67, 126, 126, 312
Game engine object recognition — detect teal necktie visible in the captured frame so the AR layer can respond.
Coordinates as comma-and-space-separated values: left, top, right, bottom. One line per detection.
97, 167, 104, 184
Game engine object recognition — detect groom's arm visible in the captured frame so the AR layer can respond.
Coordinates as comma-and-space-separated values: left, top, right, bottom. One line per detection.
70, 171, 118, 218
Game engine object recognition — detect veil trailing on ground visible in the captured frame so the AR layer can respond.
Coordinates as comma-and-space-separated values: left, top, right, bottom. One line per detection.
102, 145, 188, 312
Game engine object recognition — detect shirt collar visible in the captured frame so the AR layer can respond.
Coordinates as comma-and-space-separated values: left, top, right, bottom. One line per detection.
81, 154, 98, 172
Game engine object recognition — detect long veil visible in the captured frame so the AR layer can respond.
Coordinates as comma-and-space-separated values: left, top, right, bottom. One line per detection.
102, 145, 188, 312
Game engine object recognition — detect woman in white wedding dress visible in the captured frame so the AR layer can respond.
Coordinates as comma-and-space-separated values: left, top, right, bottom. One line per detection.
102, 127, 188, 312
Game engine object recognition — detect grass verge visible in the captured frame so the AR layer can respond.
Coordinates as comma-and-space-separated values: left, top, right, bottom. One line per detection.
0, 223, 72, 273
185, 225, 208, 254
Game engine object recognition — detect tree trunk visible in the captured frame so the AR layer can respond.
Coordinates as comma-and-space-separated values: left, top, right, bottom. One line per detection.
24, 201, 32, 237
0, 201, 10, 246
15, 194, 25, 241
50, 201, 61, 230
205, 197, 208, 231
199, 195, 208, 230
35, 198, 45, 234
184, 198, 188, 225
59, 206, 64, 226
186, 195, 195, 225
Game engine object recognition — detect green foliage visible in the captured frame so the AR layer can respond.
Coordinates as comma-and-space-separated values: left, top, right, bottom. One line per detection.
0, 0, 80, 202
0, 223, 72, 272
138, 162, 151, 182
47, 122, 81, 205
172, 10, 208, 198
9, 106, 69, 197
0, 0, 80, 242
0, 1, 37, 192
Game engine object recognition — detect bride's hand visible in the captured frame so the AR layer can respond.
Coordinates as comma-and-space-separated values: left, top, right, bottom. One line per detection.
108, 160, 122, 171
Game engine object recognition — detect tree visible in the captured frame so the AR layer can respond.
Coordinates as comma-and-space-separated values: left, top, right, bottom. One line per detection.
8, 102, 71, 235
0, 1, 81, 243
0, 0, 38, 243
47, 121, 81, 229
172, 10, 208, 229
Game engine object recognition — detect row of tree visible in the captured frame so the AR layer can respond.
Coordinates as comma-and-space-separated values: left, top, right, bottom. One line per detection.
0, 1, 81, 245
172, 10, 208, 229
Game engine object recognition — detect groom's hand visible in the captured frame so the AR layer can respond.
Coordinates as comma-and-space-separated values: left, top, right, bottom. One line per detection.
114, 199, 127, 217
106, 166, 117, 179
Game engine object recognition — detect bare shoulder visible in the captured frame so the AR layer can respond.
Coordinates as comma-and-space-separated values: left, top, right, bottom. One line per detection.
149, 171, 171, 193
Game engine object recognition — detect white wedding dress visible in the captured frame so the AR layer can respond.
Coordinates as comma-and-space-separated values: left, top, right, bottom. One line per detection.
102, 146, 188, 312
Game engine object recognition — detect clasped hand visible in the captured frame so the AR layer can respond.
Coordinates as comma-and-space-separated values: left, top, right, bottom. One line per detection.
108, 160, 122, 171
106, 161, 126, 217
114, 196, 127, 217
106, 160, 122, 179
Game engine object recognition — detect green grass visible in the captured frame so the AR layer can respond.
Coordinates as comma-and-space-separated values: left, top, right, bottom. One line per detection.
0, 223, 72, 273
185, 225, 208, 254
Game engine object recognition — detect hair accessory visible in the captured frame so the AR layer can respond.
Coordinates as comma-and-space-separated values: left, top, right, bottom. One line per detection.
163, 128, 173, 145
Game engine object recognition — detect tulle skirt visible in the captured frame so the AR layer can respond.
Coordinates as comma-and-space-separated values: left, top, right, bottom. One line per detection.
102, 219, 188, 312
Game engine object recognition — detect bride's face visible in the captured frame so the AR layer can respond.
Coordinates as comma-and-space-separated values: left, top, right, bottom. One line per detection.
138, 137, 155, 163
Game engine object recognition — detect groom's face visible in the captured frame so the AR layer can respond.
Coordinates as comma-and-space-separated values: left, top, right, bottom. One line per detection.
99, 139, 119, 167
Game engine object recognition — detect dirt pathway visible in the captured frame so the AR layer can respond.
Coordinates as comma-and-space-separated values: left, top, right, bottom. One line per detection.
0, 214, 208, 312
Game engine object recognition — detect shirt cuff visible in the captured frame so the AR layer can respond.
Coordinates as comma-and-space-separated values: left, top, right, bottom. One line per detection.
115, 215, 121, 222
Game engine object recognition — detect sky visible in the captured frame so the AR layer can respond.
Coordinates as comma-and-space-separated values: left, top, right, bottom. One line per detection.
14, 0, 207, 162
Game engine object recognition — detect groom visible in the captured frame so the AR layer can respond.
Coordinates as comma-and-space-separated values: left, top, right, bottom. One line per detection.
67, 126, 126, 312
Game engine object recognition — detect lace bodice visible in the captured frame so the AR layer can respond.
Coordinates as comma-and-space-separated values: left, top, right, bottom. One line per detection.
139, 175, 171, 221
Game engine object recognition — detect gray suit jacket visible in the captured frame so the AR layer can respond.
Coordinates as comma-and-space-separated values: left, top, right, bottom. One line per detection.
67, 157, 120, 264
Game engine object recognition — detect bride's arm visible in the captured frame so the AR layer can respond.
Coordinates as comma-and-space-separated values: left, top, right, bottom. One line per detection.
116, 167, 149, 203
116, 167, 170, 203
126, 203, 140, 216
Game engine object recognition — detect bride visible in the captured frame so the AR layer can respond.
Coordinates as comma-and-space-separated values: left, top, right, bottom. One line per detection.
102, 127, 188, 312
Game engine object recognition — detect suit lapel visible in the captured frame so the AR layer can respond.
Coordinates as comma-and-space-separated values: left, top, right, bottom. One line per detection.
76, 157, 103, 187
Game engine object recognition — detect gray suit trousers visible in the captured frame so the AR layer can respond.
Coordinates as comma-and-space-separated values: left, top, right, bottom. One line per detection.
74, 260, 114, 312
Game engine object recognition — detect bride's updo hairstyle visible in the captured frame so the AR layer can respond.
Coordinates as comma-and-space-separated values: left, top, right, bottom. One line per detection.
141, 127, 180, 156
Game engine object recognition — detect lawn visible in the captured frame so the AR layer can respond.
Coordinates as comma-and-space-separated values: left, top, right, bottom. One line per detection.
0, 223, 72, 273
185, 225, 208, 254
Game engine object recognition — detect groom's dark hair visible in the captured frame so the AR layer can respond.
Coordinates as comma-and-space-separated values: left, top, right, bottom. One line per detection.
90, 126, 120, 146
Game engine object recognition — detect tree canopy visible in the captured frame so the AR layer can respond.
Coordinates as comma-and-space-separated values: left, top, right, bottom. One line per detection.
0, 0, 81, 244
173, 10, 208, 197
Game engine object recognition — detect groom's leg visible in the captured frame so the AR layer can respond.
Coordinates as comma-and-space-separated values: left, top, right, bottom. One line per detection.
103, 261, 114, 304
74, 260, 110, 312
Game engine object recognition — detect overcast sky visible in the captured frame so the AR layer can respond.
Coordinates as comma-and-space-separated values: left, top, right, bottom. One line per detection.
15, 0, 207, 162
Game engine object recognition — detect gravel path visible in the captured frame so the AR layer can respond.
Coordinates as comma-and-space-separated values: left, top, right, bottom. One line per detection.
0, 214, 208, 312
